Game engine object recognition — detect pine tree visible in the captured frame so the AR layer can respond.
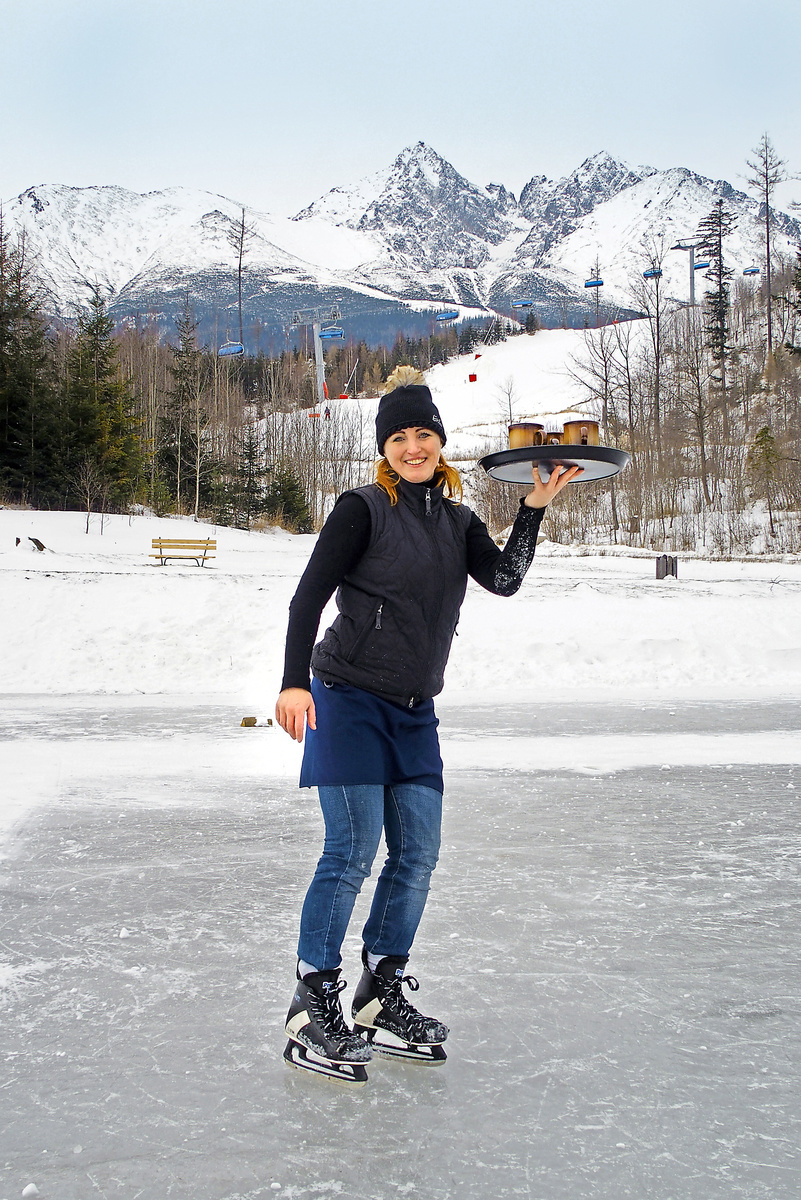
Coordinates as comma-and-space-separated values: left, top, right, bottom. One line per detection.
788, 249, 801, 356
0, 220, 58, 503
458, 322, 478, 354
747, 425, 780, 537
61, 287, 142, 508
222, 421, 268, 529
264, 466, 312, 533
164, 301, 211, 515
695, 198, 736, 431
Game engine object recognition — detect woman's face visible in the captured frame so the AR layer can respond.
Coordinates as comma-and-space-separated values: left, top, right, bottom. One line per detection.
383, 426, 442, 484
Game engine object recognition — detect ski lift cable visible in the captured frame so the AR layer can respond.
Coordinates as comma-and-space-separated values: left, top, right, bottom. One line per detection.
482, 315, 499, 345
344, 358, 360, 392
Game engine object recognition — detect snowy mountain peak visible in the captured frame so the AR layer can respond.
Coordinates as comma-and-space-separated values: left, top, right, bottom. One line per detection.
5, 144, 801, 340
19, 185, 51, 214
515, 152, 657, 266
573, 150, 654, 193
356, 143, 516, 267
291, 162, 390, 227
484, 182, 519, 214
394, 140, 450, 181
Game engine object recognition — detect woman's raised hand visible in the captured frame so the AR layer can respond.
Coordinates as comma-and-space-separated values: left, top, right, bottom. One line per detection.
523, 463, 583, 508
276, 688, 316, 743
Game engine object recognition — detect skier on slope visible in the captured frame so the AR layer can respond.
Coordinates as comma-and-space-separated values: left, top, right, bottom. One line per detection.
275, 365, 581, 1084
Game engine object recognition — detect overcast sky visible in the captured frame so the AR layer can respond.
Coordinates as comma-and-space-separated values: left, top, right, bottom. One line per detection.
2, 0, 799, 217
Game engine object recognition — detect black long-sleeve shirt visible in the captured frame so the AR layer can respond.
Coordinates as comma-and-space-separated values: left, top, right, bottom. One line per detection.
281, 490, 544, 692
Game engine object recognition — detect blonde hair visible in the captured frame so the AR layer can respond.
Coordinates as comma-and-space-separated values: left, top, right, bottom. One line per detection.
382, 364, 426, 392
375, 454, 463, 506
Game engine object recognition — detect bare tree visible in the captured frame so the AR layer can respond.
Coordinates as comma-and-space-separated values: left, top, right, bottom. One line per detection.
630, 237, 669, 449
746, 134, 787, 357
672, 308, 718, 505
226, 208, 256, 346
495, 376, 519, 424
76, 458, 108, 534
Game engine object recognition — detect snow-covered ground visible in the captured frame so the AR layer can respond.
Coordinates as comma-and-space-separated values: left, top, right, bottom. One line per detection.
2, 503, 800, 843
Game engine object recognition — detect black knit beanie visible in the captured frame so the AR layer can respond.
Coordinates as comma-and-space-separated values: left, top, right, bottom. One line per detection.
375, 384, 447, 454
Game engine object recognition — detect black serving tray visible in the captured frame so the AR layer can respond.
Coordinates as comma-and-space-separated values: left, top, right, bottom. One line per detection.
479, 444, 631, 484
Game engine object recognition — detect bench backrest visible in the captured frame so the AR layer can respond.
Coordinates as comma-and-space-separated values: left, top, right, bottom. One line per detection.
152, 539, 216, 549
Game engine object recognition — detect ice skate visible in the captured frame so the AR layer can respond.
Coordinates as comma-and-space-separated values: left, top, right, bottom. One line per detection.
284, 967, 372, 1086
351, 952, 448, 1064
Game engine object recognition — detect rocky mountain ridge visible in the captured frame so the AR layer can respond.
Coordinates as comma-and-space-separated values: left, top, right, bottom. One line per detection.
6, 142, 800, 346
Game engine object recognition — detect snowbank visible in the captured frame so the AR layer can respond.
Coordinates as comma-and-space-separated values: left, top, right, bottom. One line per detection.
1, 508, 799, 703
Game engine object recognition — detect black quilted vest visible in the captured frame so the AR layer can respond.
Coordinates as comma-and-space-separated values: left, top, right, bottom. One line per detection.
311, 480, 472, 707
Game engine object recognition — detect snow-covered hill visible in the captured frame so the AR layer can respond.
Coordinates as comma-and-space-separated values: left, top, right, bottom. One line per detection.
6, 143, 800, 341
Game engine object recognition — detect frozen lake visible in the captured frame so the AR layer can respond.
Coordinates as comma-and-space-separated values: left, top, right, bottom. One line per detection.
2, 697, 800, 1199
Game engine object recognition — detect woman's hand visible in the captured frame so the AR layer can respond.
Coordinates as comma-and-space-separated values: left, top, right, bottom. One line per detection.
275, 688, 316, 743
523, 463, 583, 508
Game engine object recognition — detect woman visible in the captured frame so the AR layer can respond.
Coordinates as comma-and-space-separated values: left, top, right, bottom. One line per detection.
277, 367, 580, 1085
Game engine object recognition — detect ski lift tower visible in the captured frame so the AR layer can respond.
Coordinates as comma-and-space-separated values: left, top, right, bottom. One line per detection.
670, 241, 704, 307
291, 306, 344, 409
584, 267, 604, 327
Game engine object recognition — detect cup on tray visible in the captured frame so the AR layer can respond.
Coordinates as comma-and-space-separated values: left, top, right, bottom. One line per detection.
562, 420, 600, 446
508, 422, 544, 449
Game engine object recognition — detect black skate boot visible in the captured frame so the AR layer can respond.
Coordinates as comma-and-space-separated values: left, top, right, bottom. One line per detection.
351, 951, 448, 1064
284, 967, 372, 1086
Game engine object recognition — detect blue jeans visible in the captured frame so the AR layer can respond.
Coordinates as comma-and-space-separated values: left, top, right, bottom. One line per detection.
297, 783, 443, 971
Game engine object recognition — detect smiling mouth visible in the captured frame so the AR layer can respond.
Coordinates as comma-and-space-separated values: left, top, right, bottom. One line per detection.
405, 457, 428, 465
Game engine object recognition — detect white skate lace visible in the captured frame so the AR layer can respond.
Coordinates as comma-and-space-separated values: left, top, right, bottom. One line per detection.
309, 979, 359, 1043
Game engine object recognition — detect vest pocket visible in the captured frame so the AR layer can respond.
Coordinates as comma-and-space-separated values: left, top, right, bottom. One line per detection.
345, 598, 385, 663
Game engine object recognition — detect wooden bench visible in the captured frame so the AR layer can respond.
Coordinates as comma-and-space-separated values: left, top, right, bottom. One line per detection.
150, 538, 216, 567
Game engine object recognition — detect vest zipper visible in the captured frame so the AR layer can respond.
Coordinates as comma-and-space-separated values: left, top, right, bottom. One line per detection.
425, 487, 432, 515
375, 603, 383, 629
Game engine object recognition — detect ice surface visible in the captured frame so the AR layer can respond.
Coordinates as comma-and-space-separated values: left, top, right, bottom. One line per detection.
1, 698, 800, 1199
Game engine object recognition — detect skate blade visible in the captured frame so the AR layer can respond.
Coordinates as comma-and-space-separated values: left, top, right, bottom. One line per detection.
355, 1026, 447, 1064
283, 1039, 368, 1086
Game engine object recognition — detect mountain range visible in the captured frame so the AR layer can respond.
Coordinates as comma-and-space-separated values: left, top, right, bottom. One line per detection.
5, 142, 800, 348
